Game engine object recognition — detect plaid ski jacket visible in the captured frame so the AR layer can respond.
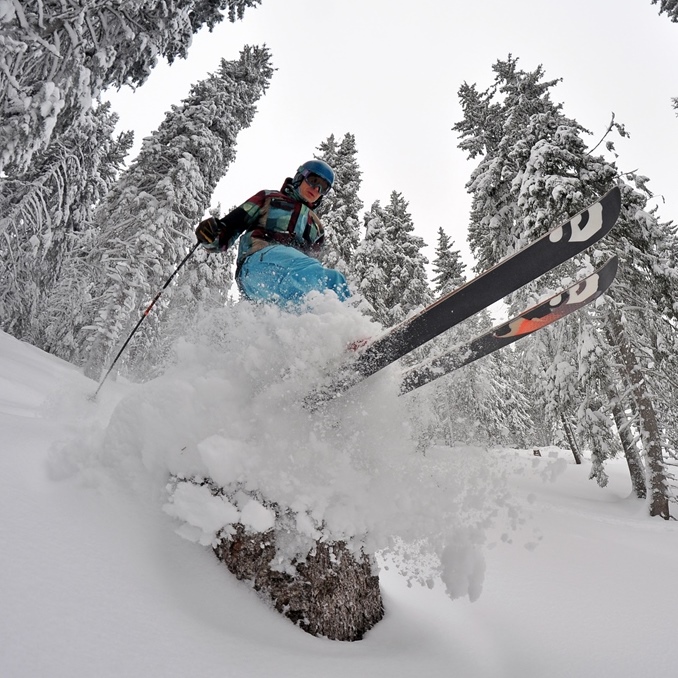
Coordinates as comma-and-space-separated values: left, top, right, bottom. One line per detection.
216, 178, 325, 267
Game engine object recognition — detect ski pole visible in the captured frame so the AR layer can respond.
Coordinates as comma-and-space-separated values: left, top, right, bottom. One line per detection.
91, 242, 200, 400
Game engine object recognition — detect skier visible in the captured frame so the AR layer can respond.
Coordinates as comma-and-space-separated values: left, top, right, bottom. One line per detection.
195, 160, 350, 306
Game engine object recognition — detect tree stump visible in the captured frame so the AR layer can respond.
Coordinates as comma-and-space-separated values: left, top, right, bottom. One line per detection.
213, 525, 384, 641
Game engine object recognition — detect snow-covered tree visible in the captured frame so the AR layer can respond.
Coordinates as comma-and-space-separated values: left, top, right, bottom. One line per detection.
315, 133, 363, 278
353, 192, 430, 328
78, 45, 273, 380
0, 102, 132, 354
351, 201, 391, 325
652, 0, 678, 21
0, 0, 261, 173
381, 191, 431, 324
410, 229, 533, 449
431, 227, 466, 297
454, 55, 678, 518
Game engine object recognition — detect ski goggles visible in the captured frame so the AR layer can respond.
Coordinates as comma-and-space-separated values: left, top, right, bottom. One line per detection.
302, 171, 331, 195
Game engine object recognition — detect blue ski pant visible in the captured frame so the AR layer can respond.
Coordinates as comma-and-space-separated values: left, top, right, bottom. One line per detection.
237, 244, 350, 307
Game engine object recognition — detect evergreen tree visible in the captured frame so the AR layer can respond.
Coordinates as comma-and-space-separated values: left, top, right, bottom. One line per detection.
413, 230, 533, 448
382, 191, 431, 325
78, 46, 273, 380
431, 227, 466, 296
353, 192, 430, 328
455, 56, 601, 276
409, 356, 527, 451
0, 102, 132, 353
315, 133, 363, 278
451, 349, 533, 446
454, 55, 678, 518
652, 0, 678, 21
352, 201, 391, 326
0, 0, 261, 173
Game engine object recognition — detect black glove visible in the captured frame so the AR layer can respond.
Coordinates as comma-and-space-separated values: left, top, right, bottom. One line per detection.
195, 216, 221, 250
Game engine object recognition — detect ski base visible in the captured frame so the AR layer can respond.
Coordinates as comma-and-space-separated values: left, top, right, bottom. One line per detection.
400, 256, 618, 394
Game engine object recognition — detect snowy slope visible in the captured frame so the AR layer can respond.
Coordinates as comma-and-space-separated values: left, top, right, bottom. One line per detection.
1, 324, 677, 678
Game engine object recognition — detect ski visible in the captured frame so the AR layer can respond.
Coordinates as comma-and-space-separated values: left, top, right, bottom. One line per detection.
400, 256, 618, 394
309, 187, 621, 405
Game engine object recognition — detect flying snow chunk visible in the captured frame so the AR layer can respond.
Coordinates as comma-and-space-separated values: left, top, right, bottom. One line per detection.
240, 499, 276, 533
164, 482, 239, 545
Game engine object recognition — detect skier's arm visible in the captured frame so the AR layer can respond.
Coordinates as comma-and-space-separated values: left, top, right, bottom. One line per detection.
195, 191, 266, 251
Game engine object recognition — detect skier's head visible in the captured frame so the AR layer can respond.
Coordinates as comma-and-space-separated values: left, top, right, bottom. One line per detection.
293, 159, 335, 204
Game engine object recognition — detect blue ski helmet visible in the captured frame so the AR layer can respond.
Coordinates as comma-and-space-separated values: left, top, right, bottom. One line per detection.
293, 159, 335, 191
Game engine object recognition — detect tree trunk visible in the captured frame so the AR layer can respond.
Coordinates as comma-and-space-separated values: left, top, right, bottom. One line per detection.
214, 525, 384, 641
168, 477, 384, 640
607, 384, 646, 499
560, 410, 582, 464
606, 313, 670, 519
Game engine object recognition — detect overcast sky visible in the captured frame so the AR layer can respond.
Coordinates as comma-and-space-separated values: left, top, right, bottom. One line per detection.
106, 0, 678, 271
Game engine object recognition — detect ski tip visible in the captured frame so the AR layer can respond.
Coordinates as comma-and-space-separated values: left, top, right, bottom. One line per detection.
604, 186, 623, 218
599, 254, 619, 290
607, 253, 619, 273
